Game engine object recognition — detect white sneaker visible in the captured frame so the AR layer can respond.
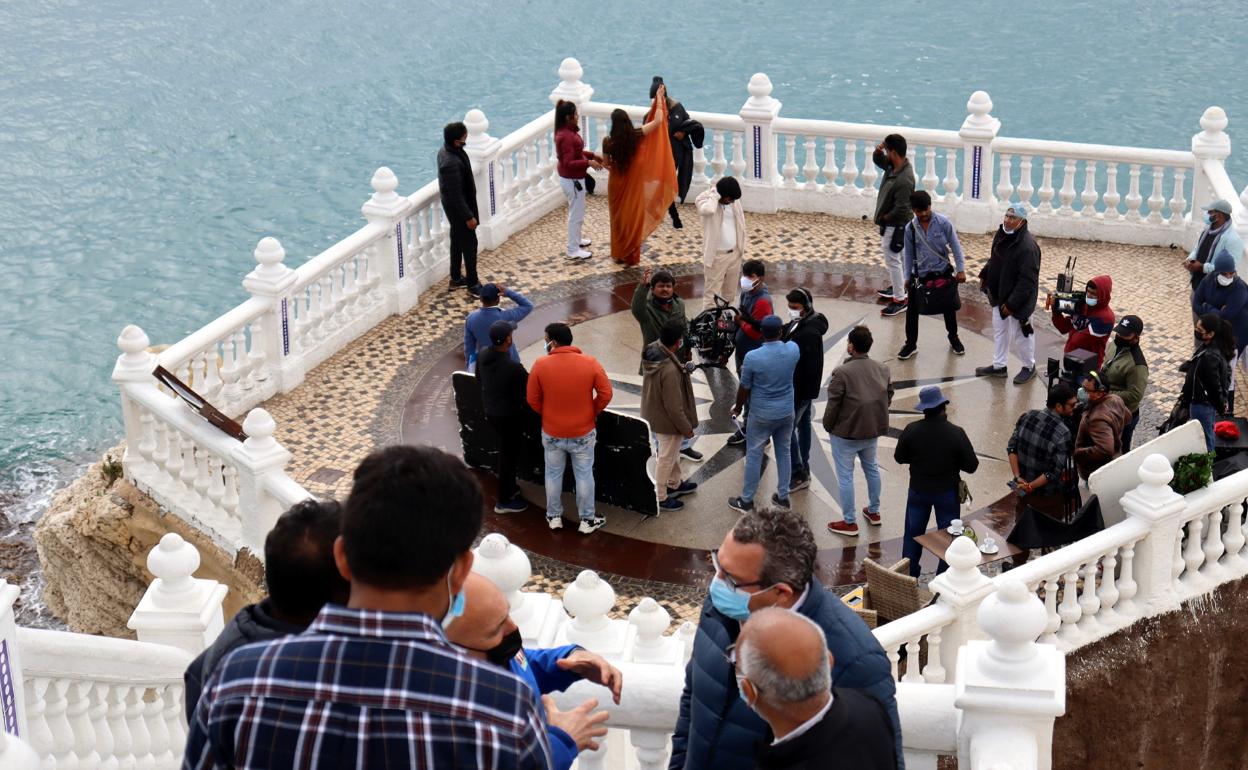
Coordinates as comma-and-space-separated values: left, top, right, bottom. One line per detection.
579, 238, 592, 247
547, 516, 563, 530
578, 517, 606, 534
569, 248, 593, 260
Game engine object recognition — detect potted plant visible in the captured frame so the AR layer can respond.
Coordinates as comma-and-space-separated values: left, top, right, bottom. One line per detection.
1169, 452, 1214, 495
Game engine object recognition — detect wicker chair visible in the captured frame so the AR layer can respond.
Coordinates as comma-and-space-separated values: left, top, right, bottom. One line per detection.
862, 557, 935, 624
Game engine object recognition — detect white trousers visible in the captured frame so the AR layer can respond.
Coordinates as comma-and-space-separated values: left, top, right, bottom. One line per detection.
880, 227, 906, 301
991, 308, 1036, 369
559, 177, 586, 255
702, 249, 741, 310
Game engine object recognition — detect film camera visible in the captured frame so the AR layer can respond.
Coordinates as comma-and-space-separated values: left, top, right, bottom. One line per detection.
1049, 255, 1086, 316
1047, 347, 1098, 391
687, 294, 739, 367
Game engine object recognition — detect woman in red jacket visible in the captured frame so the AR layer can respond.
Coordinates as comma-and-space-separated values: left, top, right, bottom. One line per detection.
554, 100, 603, 261
1051, 274, 1115, 367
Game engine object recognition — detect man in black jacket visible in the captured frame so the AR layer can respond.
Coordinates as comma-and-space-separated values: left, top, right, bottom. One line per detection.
976, 201, 1041, 385
183, 498, 349, 715
742, 608, 897, 770
894, 386, 979, 577
783, 288, 828, 491
478, 319, 532, 513
438, 121, 481, 295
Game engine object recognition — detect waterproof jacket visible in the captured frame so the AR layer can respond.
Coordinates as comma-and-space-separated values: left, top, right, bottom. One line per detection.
1073, 393, 1132, 478
436, 143, 479, 226
641, 341, 698, 436
871, 153, 915, 228
184, 600, 305, 716
1052, 275, 1115, 367
669, 582, 900, 770
1101, 340, 1148, 413
979, 223, 1042, 322
783, 311, 829, 401
1187, 224, 1245, 289
1180, 345, 1229, 412
1192, 272, 1248, 352
632, 281, 688, 349
822, 354, 893, 440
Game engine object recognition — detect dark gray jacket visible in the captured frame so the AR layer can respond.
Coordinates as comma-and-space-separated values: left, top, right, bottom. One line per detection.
872, 154, 916, 228
437, 143, 479, 226
184, 600, 305, 716
979, 223, 1042, 322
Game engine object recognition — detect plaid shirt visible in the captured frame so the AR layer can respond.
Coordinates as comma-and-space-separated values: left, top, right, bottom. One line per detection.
1007, 408, 1073, 486
183, 605, 552, 770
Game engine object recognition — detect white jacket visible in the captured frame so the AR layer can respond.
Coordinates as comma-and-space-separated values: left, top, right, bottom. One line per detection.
696, 187, 747, 267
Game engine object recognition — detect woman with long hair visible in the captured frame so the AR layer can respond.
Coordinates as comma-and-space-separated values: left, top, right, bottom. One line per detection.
601, 84, 678, 266
554, 99, 602, 260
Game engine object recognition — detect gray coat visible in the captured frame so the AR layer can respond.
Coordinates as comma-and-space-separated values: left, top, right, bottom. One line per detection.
822, 354, 893, 440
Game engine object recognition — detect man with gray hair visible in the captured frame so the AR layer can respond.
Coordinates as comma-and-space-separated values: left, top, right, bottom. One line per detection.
669, 506, 900, 770
737, 608, 898, 769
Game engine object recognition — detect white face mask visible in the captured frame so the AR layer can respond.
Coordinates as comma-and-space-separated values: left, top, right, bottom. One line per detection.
788, 308, 802, 320
739, 276, 754, 292
1218, 274, 1234, 287
544, 340, 555, 353
1003, 226, 1016, 235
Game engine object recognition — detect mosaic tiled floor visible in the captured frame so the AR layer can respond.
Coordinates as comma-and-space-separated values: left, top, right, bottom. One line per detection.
260, 195, 1213, 623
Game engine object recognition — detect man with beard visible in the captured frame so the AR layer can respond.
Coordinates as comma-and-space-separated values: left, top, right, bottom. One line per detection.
976, 201, 1042, 385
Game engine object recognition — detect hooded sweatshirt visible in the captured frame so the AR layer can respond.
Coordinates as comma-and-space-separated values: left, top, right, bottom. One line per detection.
640, 341, 698, 436
1052, 275, 1115, 367
784, 310, 830, 401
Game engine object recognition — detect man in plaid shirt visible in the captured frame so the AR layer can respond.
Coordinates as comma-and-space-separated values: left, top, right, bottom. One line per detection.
1007, 382, 1078, 497
183, 446, 553, 770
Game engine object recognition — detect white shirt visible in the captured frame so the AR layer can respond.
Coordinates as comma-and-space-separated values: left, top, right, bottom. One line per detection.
771, 694, 834, 746
719, 204, 737, 250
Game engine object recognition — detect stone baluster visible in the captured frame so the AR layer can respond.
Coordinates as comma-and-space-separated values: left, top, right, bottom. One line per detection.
200, 345, 223, 401
221, 464, 240, 520
842, 140, 860, 193
1056, 568, 1082, 644
340, 253, 360, 310
954, 580, 1065, 770
861, 147, 879, 192
1096, 548, 1121, 625
1223, 500, 1246, 569
781, 135, 798, 188
627, 598, 672, 664
1202, 506, 1226, 579
163, 686, 186, 756
416, 204, 435, 267
362, 166, 416, 315
821, 138, 840, 192
145, 685, 172, 767
926, 536, 994, 679
206, 456, 226, 510
1120, 454, 1187, 614
577, 743, 608, 770
1124, 164, 1143, 221
941, 148, 959, 202
43, 678, 75, 767
921, 147, 939, 193
0, 729, 40, 770
1114, 539, 1140, 618
631, 729, 669, 770
325, 271, 344, 334
105, 685, 133, 769
692, 142, 708, 185
124, 685, 154, 770
676, 621, 696, 664
1056, 159, 1077, 216
193, 443, 212, 502
137, 409, 157, 469
1172, 529, 1185, 584
1103, 163, 1122, 219
245, 317, 267, 386
231, 407, 306, 557
164, 431, 184, 492
802, 137, 819, 190
1016, 156, 1035, 209
562, 571, 626, 655
957, 90, 1000, 231
1037, 157, 1056, 214
995, 154, 1014, 203
710, 131, 726, 180
1076, 560, 1102, 635
113, 325, 158, 479
1079, 160, 1099, 217
178, 433, 198, 498
1182, 515, 1206, 581
923, 625, 946, 684
242, 237, 297, 393
24, 678, 51, 762
127, 532, 228, 656
463, 110, 506, 250
1169, 169, 1188, 227
730, 133, 747, 179
218, 329, 241, 409
885, 641, 900, 681
738, 73, 782, 212
901, 637, 924, 683
67, 680, 99, 767
150, 419, 170, 478
1039, 578, 1061, 645
1190, 106, 1230, 238
1146, 167, 1166, 223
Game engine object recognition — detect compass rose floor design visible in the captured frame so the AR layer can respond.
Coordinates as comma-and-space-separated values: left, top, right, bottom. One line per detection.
401, 268, 1065, 590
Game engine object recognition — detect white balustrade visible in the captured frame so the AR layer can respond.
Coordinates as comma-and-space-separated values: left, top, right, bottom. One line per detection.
127, 534, 227, 657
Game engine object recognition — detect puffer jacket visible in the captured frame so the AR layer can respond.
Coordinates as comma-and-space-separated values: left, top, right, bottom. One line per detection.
669, 581, 901, 770
641, 341, 698, 436
184, 600, 305, 716
784, 311, 829, 401
979, 222, 1041, 322
1192, 271, 1248, 352
1052, 275, 1115, 367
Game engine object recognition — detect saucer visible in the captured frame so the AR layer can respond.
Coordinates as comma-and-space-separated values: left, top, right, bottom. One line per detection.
979, 542, 999, 554
947, 527, 964, 536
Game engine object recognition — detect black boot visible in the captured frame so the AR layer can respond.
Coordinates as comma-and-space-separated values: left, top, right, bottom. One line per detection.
669, 204, 683, 230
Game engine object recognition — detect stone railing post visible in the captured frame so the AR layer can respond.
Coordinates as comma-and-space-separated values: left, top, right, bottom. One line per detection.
548, 57, 594, 108
361, 167, 416, 316
1, 580, 29, 741
955, 579, 1065, 770
241, 237, 299, 392
463, 110, 506, 250
229, 408, 293, 557
472, 533, 561, 646
0, 729, 40, 770
927, 536, 995, 679
957, 90, 1001, 233
627, 597, 677, 664
1119, 454, 1187, 616
1190, 106, 1230, 220
738, 73, 782, 213
111, 325, 158, 478
126, 533, 228, 656
561, 571, 627, 656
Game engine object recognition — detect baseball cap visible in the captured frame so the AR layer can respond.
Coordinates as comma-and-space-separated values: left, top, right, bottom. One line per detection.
479, 283, 501, 303
488, 320, 514, 345
760, 315, 784, 335
1115, 315, 1143, 336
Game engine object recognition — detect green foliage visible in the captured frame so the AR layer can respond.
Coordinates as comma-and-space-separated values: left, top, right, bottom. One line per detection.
100, 453, 123, 489
1169, 452, 1214, 495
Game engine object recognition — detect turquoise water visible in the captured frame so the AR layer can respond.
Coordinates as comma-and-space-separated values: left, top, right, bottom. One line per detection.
1, 0, 1246, 535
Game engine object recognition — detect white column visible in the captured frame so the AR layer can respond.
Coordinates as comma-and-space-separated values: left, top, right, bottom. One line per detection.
956, 91, 1001, 233
241, 237, 299, 392
112, 325, 158, 478
738, 73, 782, 213
229, 408, 298, 558
1119, 454, 1187, 616
473, 534, 560, 646
627, 598, 678, 665
560, 570, 627, 656
463, 109, 507, 250
0, 581, 29, 741
926, 536, 995, 679
127, 533, 228, 656
955, 580, 1065, 770
361, 167, 416, 315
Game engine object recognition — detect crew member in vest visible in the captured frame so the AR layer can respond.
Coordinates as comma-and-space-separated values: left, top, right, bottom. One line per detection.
437, 121, 482, 295
896, 190, 966, 360
669, 507, 900, 770
554, 99, 602, 260
975, 201, 1041, 385
1185, 198, 1245, 290
728, 259, 773, 446
729, 315, 800, 513
1100, 315, 1149, 451
464, 283, 533, 370
695, 176, 747, 310
871, 133, 916, 318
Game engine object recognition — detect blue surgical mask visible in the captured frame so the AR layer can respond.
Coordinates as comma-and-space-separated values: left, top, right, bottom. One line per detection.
735, 675, 753, 708
1077, 387, 1089, 405
1085, 297, 1098, 307
1207, 213, 1216, 226
441, 573, 466, 629
709, 576, 752, 621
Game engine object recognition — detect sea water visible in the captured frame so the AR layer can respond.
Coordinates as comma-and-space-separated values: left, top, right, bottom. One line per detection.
1, 0, 1245, 624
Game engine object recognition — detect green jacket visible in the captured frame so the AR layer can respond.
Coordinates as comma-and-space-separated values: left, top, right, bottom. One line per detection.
872, 159, 916, 227
1101, 341, 1148, 413
631, 282, 687, 348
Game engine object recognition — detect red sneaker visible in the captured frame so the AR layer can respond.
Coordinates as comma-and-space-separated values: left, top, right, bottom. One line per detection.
827, 520, 860, 536
863, 508, 882, 526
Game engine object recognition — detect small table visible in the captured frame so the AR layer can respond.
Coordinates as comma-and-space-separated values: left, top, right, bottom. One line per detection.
913, 520, 1023, 572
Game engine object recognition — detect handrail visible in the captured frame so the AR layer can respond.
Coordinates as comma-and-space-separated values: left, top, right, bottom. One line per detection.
581, 101, 747, 133
1200, 157, 1247, 219
995, 516, 1151, 588
157, 296, 271, 372
994, 135, 1193, 166
773, 117, 961, 148
1179, 466, 1248, 519
125, 381, 240, 465
495, 110, 557, 156
265, 473, 313, 509
289, 221, 390, 294
872, 602, 956, 649
18, 627, 191, 683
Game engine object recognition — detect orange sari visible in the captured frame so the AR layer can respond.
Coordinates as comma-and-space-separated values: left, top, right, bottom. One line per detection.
606, 101, 678, 265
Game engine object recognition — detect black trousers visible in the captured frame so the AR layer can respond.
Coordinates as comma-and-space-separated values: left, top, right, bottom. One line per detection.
904, 299, 959, 346
449, 222, 479, 286
486, 413, 523, 501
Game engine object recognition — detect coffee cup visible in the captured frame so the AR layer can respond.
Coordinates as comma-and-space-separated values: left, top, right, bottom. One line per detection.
949, 519, 964, 535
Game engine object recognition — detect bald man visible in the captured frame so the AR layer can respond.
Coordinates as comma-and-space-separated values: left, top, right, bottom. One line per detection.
446, 574, 623, 770
737, 608, 897, 770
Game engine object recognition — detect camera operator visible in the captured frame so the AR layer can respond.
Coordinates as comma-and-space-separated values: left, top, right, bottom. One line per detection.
1049, 276, 1115, 368
1100, 316, 1149, 451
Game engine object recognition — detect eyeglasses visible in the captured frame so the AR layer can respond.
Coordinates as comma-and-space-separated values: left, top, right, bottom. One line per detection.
724, 642, 738, 668
710, 549, 767, 592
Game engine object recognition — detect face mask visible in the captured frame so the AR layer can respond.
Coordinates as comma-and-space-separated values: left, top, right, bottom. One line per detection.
1114, 335, 1133, 347
544, 340, 554, 354
441, 573, 466, 630
739, 276, 754, 292
483, 628, 524, 668
1077, 387, 1089, 405
709, 576, 752, 621
1003, 226, 1016, 235
1218, 274, 1234, 287
788, 308, 802, 320
1207, 214, 1216, 226
735, 675, 753, 708
1085, 297, 1098, 307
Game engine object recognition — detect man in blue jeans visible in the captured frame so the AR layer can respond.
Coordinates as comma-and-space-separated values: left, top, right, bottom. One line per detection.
894, 386, 979, 576
822, 326, 892, 536
729, 315, 800, 512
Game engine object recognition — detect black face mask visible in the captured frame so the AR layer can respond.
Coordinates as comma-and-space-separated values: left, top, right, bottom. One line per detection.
483, 629, 524, 669
652, 294, 673, 308
1114, 335, 1134, 347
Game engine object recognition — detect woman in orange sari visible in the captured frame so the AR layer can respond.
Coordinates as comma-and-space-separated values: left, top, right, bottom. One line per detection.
602, 85, 679, 266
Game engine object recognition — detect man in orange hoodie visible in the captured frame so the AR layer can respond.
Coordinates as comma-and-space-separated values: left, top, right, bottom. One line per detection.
527, 322, 614, 534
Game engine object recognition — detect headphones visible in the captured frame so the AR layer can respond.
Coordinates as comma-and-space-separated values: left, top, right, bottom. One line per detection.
791, 287, 813, 309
